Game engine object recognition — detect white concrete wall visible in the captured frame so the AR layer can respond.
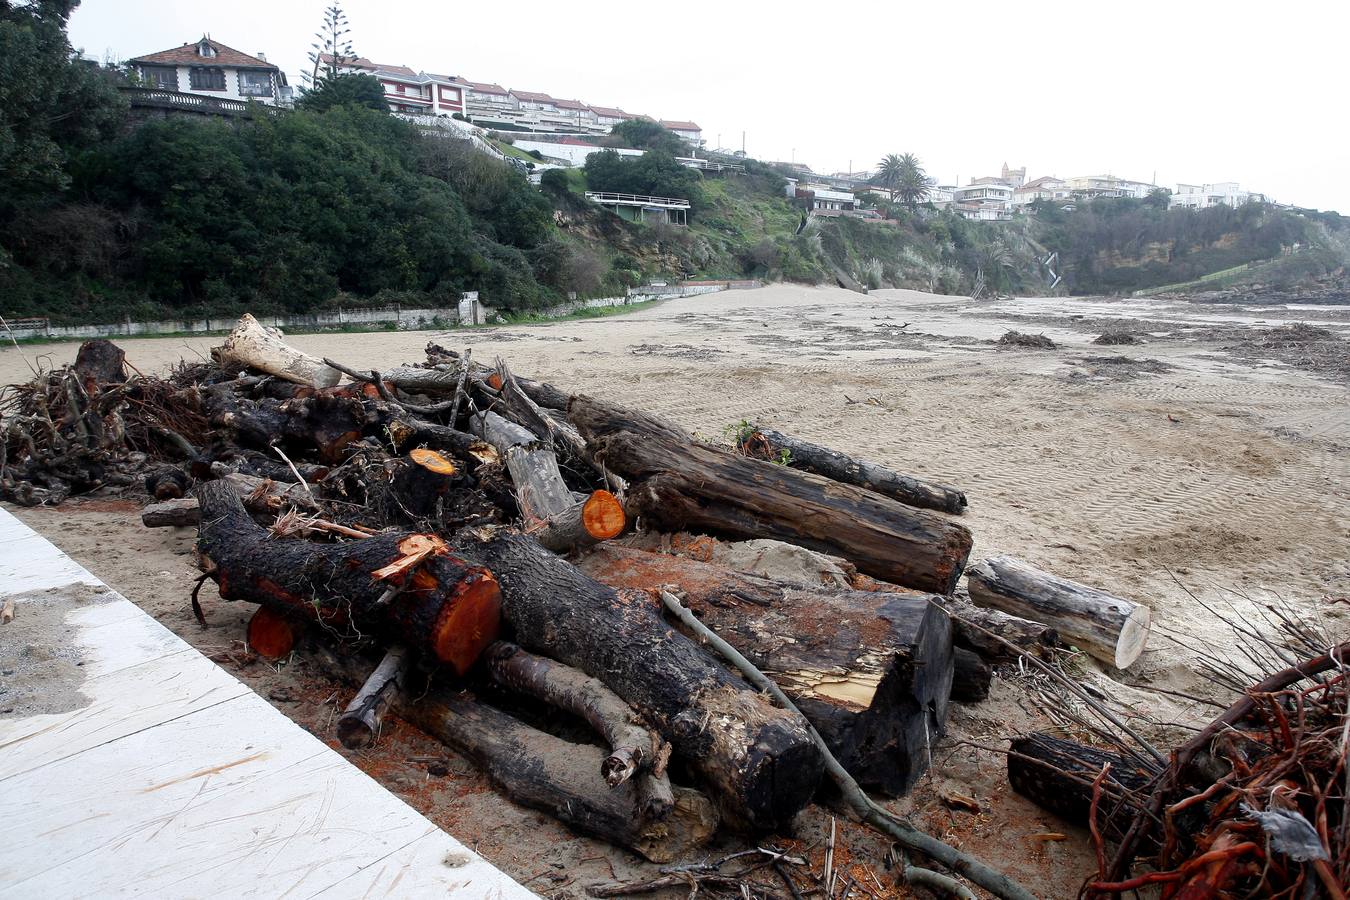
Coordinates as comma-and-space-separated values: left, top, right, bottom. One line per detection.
512, 141, 641, 167
6, 307, 459, 341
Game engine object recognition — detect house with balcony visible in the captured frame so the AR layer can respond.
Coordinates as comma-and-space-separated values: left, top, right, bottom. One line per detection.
924, 184, 956, 207
1170, 182, 1267, 209
321, 55, 466, 117
1062, 174, 1156, 200
955, 182, 1014, 206
589, 106, 634, 127
130, 37, 291, 106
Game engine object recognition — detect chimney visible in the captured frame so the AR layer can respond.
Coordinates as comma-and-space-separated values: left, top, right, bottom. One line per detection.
256, 52, 267, 61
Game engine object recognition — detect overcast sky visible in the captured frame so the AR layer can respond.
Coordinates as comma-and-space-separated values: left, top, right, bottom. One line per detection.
70, 0, 1350, 213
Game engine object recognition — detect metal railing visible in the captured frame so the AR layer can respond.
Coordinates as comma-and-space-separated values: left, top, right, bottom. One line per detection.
585, 191, 691, 209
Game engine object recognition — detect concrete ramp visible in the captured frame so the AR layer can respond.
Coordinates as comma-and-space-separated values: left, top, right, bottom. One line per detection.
0, 507, 532, 898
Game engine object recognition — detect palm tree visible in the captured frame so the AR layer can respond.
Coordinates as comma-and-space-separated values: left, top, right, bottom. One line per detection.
871, 154, 905, 200
894, 153, 934, 210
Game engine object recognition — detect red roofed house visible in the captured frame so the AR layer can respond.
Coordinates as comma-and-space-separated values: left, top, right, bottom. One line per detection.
130, 36, 291, 106
588, 106, 633, 128
321, 54, 465, 116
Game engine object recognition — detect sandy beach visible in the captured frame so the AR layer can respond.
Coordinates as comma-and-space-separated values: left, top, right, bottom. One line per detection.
4, 283, 1348, 896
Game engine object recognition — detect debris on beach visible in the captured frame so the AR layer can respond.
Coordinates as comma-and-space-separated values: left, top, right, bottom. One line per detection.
1093, 331, 1142, 345
2, 315, 1343, 898
996, 330, 1057, 349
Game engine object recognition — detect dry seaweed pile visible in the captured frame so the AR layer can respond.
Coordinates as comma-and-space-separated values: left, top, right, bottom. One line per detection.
996, 330, 1057, 350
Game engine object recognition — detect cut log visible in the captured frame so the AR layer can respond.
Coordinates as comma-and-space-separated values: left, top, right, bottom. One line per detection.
144, 467, 190, 500
311, 643, 718, 863
739, 425, 967, 514
336, 645, 410, 749
212, 314, 341, 388
72, 339, 127, 392
531, 489, 626, 553
1007, 733, 1159, 838
569, 396, 973, 594
966, 555, 1151, 669
471, 410, 625, 552
384, 417, 498, 465
142, 497, 201, 528
486, 641, 672, 815
246, 605, 297, 660
577, 544, 951, 797
942, 597, 1061, 661
451, 529, 823, 830
195, 480, 500, 674
951, 647, 992, 703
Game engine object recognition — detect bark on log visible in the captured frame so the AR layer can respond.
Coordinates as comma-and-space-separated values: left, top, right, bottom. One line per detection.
72, 339, 127, 391
336, 645, 410, 749
486, 641, 672, 815
942, 597, 1061, 661
451, 529, 823, 830
246, 604, 297, 659
312, 644, 718, 863
212, 314, 341, 387
1007, 733, 1158, 837
740, 426, 967, 515
952, 647, 992, 703
966, 556, 1151, 669
196, 480, 501, 674
569, 396, 973, 594
143, 470, 320, 528
534, 490, 626, 553
202, 387, 365, 463
385, 417, 497, 465
577, 544, 951, 797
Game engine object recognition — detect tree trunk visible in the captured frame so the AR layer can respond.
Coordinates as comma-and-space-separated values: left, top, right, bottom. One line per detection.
144, 467, 190, 500
451, 529, 823, 830
966, 556, 1151, 669
740, 425, 967, 514
336, 645, 410, 749
202, 386, 365, 464
385, 417, 498, 465
951, 647, 992, 703
486, 641, 673, 814
1007, 733, 1159, 841
576, 543, 951, 797
569, 396, 973, 594
311, 644, 718, 863
195, 480, 501, 674
142, 497, 201, 528
212, 313, 341, 387
942, 596, 1061, 660
424, 343, 571, 410
73, 339, 127, 392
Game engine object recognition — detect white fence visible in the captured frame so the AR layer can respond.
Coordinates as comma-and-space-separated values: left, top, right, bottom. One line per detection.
3, 306, 458, 342
5, 281, 762, 342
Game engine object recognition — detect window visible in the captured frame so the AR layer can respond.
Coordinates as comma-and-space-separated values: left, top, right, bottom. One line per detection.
140, 65, 177, 90
189, 67, 226, 91
396, 84, 405, 93
239, 70, 273, 97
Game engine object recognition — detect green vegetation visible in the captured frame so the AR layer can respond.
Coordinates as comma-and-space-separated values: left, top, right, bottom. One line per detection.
600, 119, 688, 155
3, 4, 1345, 327
583, 150, 706, 213
296, 73, 389, 113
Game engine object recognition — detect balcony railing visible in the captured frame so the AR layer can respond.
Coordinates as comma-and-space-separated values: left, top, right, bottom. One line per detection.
120, 87, 282, 116
585, 191, 691, 210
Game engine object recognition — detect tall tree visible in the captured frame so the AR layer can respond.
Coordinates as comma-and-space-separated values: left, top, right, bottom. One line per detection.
0, 0, 121, 208
894, 153, 933, 210
872, 154, 904, 200
306, 3, 354, 87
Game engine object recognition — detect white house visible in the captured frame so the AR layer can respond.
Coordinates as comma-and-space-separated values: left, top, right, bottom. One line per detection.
924, 184, 956, 206
589, 106, 635, 128
955, 182, 1014, 206
1170, 182, 1267, 209
321, 55, 467, 117
130, 36, 291, 105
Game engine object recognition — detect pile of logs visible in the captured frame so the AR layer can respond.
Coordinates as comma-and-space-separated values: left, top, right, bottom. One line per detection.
2, 315, 1190, 897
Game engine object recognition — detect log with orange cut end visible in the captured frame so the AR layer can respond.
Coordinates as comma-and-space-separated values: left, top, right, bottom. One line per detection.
197, 480, 500, 674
